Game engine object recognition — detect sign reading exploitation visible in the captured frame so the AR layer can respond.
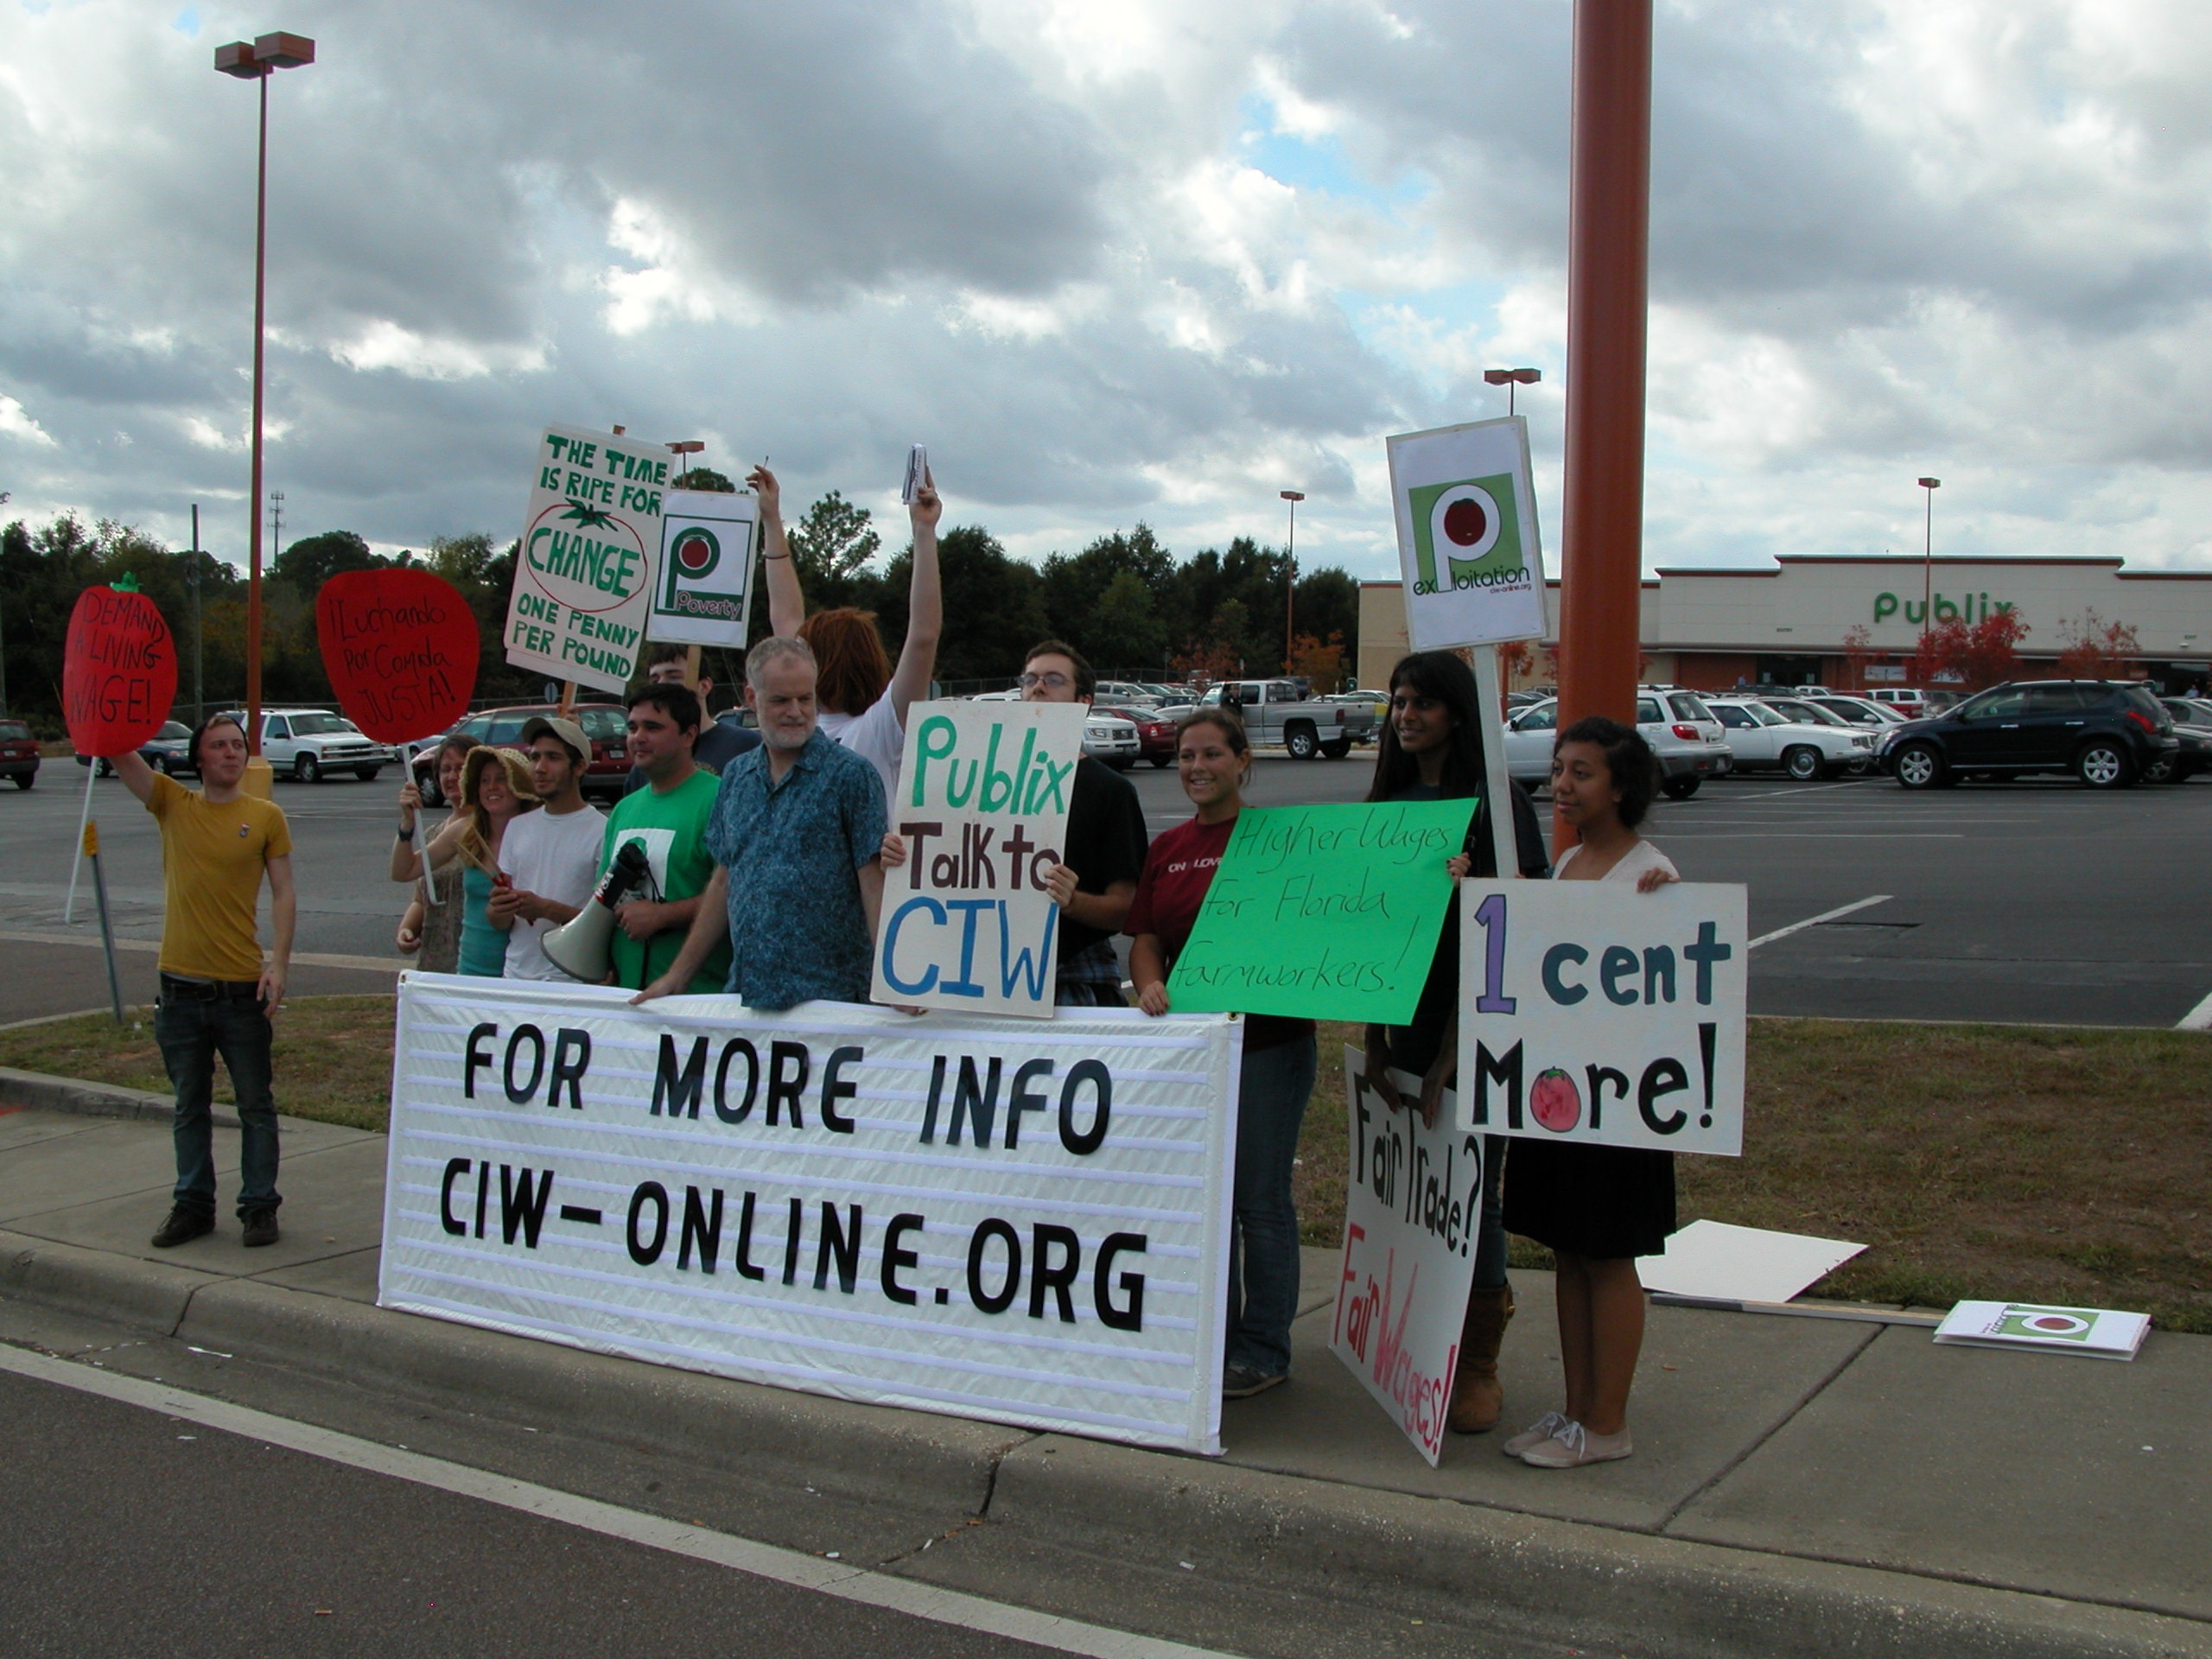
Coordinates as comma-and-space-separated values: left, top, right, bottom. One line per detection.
1329, 1046, 1484, 1467
1453, 880, 1749, 1155
505, 424, 666, 693
63, 585, 177, 758
379, 976, 1243, 1453
648, 489, 760, 649
873, 700, 1089, 1020
1166, 800, 1476, 1025
1386, 416, 1546, 649
316, 568, 480, 745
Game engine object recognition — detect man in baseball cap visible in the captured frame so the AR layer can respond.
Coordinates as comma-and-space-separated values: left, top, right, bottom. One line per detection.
487, 714, 607, 979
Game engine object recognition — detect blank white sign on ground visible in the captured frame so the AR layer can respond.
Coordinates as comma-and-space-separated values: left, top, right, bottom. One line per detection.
1637, 1218, 1864, 1304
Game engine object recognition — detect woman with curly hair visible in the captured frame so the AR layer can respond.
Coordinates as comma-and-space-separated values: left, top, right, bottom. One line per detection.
755, 461, 942, 807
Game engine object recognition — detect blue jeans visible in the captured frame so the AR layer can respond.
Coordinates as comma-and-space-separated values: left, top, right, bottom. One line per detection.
1386, 1026, 1508, 1291
155, 986, 280, 1218
1226, 1031, 1319, 1377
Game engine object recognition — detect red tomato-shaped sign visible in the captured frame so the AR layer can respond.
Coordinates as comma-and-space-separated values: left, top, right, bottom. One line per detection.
63, 587, 178, 758
315, 568, 480, 745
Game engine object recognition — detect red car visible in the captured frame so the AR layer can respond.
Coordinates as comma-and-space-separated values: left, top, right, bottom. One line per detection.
0, 718, 39, 790
412, 702, 631, 804
1095, 704, 1176, 768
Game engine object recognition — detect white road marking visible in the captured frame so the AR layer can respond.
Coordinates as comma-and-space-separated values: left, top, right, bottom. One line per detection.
1666, 833, 1963, 841
1718, 781, 1869, 802
0, 1344, 1240, 1659
1748, 895, 1893, 950
2174, 988, 2212, 1031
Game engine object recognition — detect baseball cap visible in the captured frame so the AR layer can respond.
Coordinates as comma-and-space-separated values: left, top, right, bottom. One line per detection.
519, 715, 590, 765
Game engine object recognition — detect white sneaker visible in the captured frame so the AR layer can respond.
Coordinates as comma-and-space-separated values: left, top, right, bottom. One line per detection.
1520, 1420, 1633, 1469
1502, 1411, 1572, 1458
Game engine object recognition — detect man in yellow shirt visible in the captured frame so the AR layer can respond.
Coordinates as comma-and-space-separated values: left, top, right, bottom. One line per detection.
113, 715, 296, 1249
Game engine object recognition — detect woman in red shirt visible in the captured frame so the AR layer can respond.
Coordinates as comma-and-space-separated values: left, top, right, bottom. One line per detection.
1128, 709, 1318, 1399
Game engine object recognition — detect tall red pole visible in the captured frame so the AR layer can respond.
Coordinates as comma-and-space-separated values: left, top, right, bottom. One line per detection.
1555, 0, 1653, 848
246, 67, 269, 757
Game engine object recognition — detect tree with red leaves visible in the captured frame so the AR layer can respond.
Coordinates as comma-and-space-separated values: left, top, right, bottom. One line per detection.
1911, 607, 2029, 691
2056, 609, 2142, 680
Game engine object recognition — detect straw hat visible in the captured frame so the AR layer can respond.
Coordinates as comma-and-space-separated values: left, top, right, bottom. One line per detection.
461, 745, 540, 810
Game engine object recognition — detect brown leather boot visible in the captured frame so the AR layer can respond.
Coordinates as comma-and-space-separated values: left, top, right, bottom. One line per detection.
1447, 1285, 1516, 1434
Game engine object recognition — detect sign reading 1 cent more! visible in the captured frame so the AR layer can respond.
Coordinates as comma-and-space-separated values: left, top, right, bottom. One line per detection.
62, 583, 177, 759
503, 423, 666, 694
316, 567, 481, 746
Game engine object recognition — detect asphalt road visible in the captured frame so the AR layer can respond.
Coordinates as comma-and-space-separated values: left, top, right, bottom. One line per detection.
3, 753, 2209, 1028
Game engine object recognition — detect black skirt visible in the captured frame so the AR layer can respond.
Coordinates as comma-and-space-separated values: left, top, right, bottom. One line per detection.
1502, 1137, 1677, 1261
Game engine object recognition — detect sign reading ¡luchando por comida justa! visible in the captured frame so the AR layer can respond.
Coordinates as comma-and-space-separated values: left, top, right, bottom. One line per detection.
505, 425, 667, 693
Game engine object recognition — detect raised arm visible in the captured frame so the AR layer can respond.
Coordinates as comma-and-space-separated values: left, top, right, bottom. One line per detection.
885, 473, 942, 726
753, 464, 804, 639
111, 749, 157, 806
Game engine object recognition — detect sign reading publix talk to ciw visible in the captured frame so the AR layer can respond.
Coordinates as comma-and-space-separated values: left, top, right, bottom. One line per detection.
378, 976, 1243, 1454
1329, 1046, 1483, 1468
1386, 416, 1546, 649
505, 424, 666, 693
1453, 880, 1750, 1156
873, 700, 1089, 1020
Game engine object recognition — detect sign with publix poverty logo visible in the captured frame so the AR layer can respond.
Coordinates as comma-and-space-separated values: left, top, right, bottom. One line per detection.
503, 425, 667, 694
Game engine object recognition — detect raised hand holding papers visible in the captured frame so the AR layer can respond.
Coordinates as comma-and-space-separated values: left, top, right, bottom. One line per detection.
902, 443, 929, 505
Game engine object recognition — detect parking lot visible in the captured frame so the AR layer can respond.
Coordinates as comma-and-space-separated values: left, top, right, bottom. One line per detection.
3, 759, 2207, 1030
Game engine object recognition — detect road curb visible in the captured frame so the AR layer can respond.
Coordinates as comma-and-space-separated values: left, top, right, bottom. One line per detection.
0, 1065, 231, 1128
3, 1224, 2204, 1659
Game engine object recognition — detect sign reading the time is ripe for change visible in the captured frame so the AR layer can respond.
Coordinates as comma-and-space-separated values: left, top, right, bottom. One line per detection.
63, 585, 177, 759
505, 424, 666, 694
1386, 416, 1546, 650
316, 568, 480, 746
648, 489, 760, 650
1454, 879, 1749, 1156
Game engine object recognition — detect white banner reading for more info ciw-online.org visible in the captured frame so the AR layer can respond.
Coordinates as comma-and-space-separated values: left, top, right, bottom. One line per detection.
379, 975, 1244, 1454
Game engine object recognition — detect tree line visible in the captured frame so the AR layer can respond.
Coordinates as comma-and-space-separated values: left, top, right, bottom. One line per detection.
0, 488, 1360, 732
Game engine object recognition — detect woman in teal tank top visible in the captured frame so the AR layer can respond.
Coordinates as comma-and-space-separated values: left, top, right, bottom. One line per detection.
423, 747, 538, 977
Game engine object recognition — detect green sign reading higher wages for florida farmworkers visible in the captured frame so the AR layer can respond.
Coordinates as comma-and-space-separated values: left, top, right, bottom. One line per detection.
1166, 798, 1477, 1024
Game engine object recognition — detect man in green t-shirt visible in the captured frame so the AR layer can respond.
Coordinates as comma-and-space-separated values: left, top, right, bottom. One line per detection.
600, 682, 731, 993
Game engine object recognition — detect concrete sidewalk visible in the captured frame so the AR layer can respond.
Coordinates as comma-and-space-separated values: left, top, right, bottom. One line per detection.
2, 1080, 2206, 1659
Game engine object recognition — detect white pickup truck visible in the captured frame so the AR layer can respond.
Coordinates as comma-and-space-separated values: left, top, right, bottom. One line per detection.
1192, 679, 1379, 760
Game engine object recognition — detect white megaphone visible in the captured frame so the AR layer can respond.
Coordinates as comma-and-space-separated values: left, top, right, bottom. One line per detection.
543, 840, 654, 982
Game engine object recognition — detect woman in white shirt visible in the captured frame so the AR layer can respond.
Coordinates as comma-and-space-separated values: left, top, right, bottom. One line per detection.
1502, 715, 1681, 1471
755, 461, 942, 808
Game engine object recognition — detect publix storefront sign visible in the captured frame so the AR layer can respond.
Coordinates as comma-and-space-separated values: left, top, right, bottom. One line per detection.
1873, 590, 2014, 626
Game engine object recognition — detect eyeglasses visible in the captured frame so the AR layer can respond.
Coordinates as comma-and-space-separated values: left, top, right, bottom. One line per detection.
1019, 671, 1071, 689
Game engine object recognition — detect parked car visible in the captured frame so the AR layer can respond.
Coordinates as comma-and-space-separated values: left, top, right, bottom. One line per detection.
412, 702, 632, 803
1082, 709, 1141, 770
1503, 693, 1734, 798
2149, 698, 2212, 783
1755, 694, 1853, 729
1802, 695, 1905, 728
213, 709, 393, 784
1094, 680, 1162, 709
75, 717, 195, 778
1191, 678, 1379, 759
1094, 704, 1177, 767
0, 718, 39, 790
1704, 698, 1876, 779
1878, 679, 2177, 790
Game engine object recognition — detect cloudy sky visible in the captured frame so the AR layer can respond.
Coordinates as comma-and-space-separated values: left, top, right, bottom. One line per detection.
5, 0, 2212, 586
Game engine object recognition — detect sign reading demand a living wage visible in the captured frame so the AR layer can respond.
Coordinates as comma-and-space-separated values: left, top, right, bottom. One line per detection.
1386, 416, 1545, 649
63, 582, 177, 758
379, 975, 1243, 1454
1166, 799, 1476, 1025
505, 424, 666, 693
1330, 1046, 1484, 1467
648, 487, 760, 650
873, 699, 1089, 1020
1452, 880, 1749, 1155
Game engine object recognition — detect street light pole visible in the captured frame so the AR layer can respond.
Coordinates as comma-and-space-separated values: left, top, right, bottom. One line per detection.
1280, 489, 1304, 675
216, 30, 314, 786
189, 503, 205, 723
1483, 366, 1542, 418
1918, 476, 1941, 658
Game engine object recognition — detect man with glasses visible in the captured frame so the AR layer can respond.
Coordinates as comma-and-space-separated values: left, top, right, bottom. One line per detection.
1019, 640, 1149, 1007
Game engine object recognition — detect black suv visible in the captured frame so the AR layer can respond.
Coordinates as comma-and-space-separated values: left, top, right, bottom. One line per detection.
1879, 679, 2177, 790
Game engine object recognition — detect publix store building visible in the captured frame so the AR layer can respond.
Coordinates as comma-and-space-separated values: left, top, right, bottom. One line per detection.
1357, 554, 2212, 696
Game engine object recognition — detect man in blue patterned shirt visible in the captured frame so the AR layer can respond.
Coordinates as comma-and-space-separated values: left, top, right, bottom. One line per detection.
633, 636, 887, 1010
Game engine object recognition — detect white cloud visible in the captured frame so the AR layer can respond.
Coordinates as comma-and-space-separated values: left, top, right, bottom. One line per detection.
0, 394, 58, 448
